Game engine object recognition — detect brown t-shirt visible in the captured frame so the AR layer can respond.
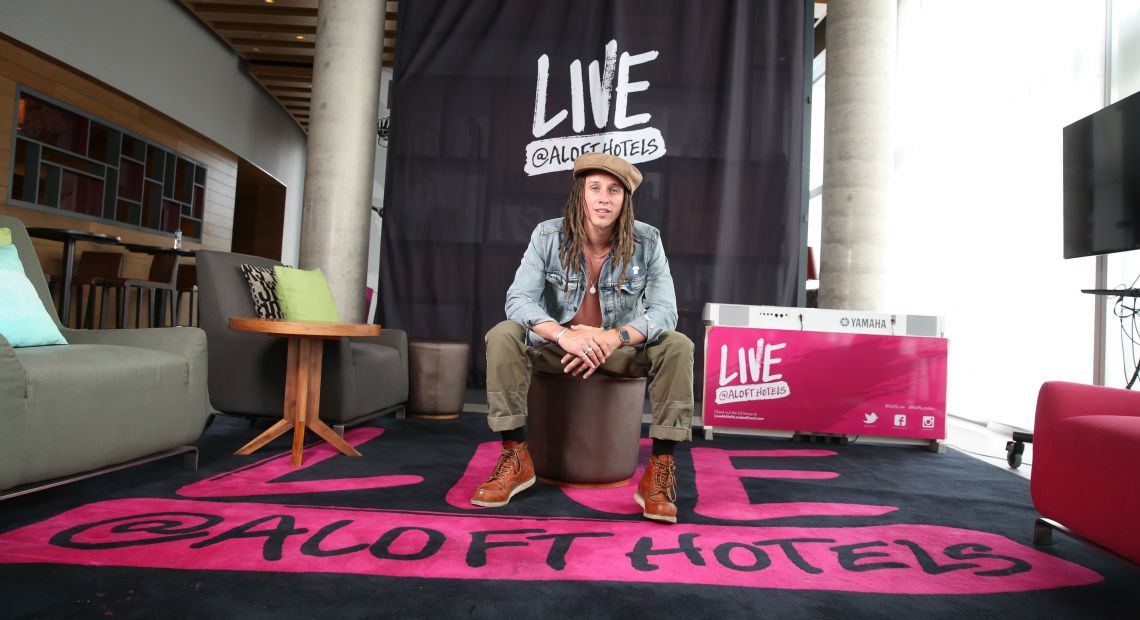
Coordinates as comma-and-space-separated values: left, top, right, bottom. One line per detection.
569, 285, 602, 328
568, 253, 604, 328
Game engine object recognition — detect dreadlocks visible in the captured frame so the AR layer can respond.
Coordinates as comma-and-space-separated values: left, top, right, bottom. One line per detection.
558, 176, 637, 291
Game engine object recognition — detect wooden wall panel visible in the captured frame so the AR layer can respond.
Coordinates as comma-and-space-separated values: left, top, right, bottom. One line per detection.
0, 35, 238, 286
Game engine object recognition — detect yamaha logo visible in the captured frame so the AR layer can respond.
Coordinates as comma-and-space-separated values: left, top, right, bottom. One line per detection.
839, 316, 889, 330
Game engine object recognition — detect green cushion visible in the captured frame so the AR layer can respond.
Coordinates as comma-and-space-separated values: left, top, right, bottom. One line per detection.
0, 244, 67, 347
273, 265, 340, 322
0, 227, 11, 247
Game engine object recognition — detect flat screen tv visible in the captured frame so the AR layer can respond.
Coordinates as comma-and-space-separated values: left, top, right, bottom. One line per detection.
1063, 88, 1140, 259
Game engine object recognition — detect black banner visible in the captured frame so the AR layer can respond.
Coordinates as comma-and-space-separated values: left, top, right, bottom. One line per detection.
379, 0, 810, 389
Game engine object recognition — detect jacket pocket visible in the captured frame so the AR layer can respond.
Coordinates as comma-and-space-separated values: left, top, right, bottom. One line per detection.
617, 276, 646, 312
545, 271, 581, 290
546, 271, 579, 305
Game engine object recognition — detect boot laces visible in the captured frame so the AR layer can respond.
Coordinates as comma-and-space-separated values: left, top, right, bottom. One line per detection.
486, 446, 520, 483
652, 460, 677, 502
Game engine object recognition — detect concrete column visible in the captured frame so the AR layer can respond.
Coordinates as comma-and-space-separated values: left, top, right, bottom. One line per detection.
299, 0, 384, 322
819, 0, 896, 312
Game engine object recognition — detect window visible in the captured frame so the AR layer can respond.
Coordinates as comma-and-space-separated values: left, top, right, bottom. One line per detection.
9, 90, 206, 239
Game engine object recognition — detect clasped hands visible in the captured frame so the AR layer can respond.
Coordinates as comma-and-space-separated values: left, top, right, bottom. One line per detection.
559, 325, 621, 379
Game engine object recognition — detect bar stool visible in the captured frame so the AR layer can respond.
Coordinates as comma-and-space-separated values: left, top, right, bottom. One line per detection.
44, 273, 58, 308
175, 263, 198, 326
113, 253, 179, 328
70, 251, 125, 329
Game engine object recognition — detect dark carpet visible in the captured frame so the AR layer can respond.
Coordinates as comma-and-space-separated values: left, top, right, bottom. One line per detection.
0, 412, 1136, 619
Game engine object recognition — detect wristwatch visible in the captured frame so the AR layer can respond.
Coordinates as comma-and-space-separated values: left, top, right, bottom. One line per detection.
618, 328, 631, 346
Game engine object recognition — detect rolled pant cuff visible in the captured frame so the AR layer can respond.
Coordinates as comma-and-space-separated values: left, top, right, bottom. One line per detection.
488, 414, 528, 433
649, 424, 692, 442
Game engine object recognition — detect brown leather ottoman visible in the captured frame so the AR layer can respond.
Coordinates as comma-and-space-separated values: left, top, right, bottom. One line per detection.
526, 371, 646, 487
407, 338, 470, 420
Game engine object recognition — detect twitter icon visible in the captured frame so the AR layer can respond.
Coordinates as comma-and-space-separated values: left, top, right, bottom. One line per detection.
863, 412, 878, 424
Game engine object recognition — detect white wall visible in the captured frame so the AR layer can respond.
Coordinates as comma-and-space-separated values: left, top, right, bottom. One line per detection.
0, 0, 307, 263
1112, 1, 1140, 100
1102, 0, 1140, 389
889, 0, 1106, 429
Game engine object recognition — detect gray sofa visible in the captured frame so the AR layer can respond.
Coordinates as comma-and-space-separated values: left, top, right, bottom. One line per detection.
196, 250, 408, 429
0, 215, 209, 497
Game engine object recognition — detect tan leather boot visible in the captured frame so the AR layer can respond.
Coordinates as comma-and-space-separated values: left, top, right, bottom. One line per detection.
635, 454, 678, 523
471, 440, 536, 507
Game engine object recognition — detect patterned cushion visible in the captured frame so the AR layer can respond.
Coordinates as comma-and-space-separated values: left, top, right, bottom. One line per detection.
239, 264, 284, 319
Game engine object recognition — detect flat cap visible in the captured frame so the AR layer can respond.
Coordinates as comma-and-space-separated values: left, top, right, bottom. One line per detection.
573, 152, 643, 193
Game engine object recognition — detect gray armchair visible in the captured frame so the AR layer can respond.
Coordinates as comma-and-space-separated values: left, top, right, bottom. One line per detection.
0, 215, 209, 498
195, 250, 407, 429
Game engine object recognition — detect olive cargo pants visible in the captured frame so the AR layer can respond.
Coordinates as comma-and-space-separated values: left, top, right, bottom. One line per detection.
484, 320, 695, 441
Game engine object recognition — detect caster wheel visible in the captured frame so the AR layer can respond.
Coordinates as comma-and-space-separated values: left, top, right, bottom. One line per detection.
1005, 440, 1024, 469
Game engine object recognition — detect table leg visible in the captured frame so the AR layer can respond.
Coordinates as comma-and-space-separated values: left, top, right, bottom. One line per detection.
59, 239, 76, 326
296, 337, 362, 464
290, 337, 311, 467
235, 338, 301, 457
283, 338, 299, 424
235, 335, 363, 466
309, 419, 363, 457
234, 419, 292, 455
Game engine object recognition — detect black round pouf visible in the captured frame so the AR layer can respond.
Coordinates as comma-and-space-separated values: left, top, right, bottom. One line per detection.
526, 371, 646, 487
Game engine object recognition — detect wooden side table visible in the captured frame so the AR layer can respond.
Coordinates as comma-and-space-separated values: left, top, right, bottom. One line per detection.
228, 317, 382, 467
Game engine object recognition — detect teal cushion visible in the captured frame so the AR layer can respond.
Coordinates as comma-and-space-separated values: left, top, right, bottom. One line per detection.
0, 244, 67, 347
273, 266, 341, 322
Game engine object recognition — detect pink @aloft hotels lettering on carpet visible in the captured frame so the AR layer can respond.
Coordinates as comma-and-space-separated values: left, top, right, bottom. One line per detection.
0, 427, 1100, 595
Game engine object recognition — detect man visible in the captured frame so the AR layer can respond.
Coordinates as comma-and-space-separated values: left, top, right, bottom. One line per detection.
473, 152, 694, 524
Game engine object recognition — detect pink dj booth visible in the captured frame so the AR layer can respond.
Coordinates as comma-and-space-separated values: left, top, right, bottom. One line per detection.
701, 304, 948, 451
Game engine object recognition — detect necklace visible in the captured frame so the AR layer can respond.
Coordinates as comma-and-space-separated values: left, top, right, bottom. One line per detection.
584, 249, 606, 295
586, 245, 611, 260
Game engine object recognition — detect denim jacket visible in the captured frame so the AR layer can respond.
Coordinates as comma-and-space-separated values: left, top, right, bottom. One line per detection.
505, 218, 678, 348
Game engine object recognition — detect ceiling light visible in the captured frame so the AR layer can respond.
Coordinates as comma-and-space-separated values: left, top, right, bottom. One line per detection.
296, 35, 305, 40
